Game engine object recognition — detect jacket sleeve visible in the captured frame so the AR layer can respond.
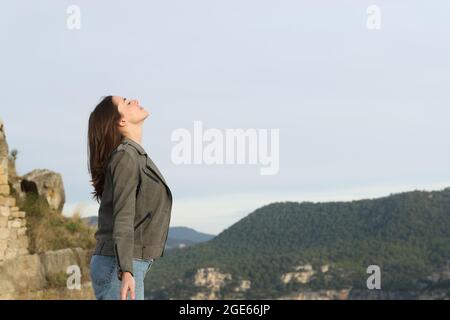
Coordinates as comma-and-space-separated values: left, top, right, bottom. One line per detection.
109, 150, 139, 278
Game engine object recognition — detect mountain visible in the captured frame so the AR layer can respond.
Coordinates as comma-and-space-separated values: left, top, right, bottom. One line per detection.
82, 216, 98, 227
165, 227, 215, 250
168, 226, 215, 243
82, 217, 215, 250
144, 188, 450, 300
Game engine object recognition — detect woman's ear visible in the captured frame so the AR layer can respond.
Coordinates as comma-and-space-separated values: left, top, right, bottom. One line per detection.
118, 118, 127, 127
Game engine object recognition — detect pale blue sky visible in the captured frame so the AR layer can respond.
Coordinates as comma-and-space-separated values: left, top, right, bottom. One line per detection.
1, 1, 449, 234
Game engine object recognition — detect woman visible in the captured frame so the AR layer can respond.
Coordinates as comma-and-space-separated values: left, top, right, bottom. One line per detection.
87, 95, 173, 300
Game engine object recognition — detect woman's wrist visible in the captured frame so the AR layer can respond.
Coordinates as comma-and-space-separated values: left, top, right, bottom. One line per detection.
118, 270, 133, 281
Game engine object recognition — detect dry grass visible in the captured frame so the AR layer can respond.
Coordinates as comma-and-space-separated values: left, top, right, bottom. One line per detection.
9, 183, 96, 254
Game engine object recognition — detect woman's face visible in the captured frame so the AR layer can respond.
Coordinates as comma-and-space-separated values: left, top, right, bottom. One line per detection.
113, 96, 149, 125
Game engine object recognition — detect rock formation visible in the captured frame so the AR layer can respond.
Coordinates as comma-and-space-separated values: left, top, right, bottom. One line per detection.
191, 267, 252, 299
0, 118, 93, 299
16, 169, 65, 212
0, 118, 29, 261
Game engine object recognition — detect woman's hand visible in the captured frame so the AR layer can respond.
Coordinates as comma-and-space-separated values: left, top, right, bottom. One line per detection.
120, 272, 135, 300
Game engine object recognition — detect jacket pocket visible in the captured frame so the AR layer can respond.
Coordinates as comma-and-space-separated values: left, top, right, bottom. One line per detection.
142, 167, 160, 184
134, 211, 152, 231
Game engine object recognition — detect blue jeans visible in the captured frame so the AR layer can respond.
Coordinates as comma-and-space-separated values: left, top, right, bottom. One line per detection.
90, 254, 154, 300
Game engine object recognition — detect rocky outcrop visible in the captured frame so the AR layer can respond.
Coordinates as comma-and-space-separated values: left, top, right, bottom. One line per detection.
0, 118, 93, 299
0, 196, 29, 261
192, 267, 232, 299
1, 118, 65, 213
0, 247, 94, 299
14, 169, 65, 212
194, 267, 232, 291
191, 267, 252, 299
0, 120, 29, 262
233, 280, 251, 293
0, 119, 7, 176
280, 263, 328, 284
280, 289, 351, 300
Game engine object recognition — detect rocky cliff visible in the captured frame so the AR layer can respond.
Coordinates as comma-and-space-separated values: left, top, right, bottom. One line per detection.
0, 118, 94, 299
0, 119, 28, 262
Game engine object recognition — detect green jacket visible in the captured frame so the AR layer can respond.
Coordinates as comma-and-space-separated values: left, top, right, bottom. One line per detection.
92, 137, 173, 279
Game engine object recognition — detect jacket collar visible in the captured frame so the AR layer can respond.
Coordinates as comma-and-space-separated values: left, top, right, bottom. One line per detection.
122, 136, 171, 198
122, 137, 147, 155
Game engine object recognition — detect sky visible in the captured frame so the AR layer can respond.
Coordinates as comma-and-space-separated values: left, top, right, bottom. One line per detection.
1, 1, 449, 235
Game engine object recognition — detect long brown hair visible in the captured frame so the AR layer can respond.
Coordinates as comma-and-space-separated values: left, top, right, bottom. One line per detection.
87, 95, 123, 203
